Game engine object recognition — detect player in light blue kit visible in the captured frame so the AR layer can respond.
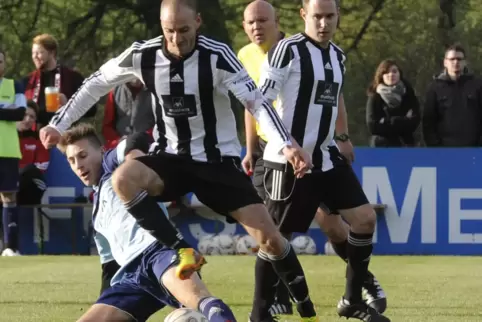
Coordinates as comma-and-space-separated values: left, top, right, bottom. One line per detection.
57, 124, 236, 322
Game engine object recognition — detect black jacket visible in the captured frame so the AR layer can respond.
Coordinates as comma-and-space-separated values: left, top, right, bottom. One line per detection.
423, 73, 482, 147
366, 81, 420, 147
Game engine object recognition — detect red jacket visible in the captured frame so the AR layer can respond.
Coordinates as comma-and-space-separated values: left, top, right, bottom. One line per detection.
18, 131, 50, 172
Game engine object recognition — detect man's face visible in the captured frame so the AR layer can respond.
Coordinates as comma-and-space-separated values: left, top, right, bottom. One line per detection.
32, 44, 54, 70
243, 5, 278, 46
444, 49, 466, 78
65, 139, 103, 186
17, 107, 37, 132
0, 53, 5, 78
301, 0, 338, 46
161, 5, 201, 57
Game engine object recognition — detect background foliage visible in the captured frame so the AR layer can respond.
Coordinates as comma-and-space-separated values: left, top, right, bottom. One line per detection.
0, 0, 477, 145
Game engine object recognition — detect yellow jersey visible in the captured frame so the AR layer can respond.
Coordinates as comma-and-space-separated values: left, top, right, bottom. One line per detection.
237, 32, 286, 141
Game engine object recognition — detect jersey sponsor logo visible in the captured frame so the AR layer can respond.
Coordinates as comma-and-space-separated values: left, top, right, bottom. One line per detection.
314, 81, 339, 106
162, 94, 197, 118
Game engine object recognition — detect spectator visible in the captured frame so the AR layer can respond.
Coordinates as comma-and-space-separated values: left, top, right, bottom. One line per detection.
0, 48, 27, 257
102, 79, 155, 149
17, 100, 49, 207
423, 44, 482, 147
23, 33, 97, 126
366, 59, 420, 147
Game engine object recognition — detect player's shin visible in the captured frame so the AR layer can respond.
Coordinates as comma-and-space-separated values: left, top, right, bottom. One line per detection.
251, 253, 278, 321
198, 297, 236, 322
123, 190, 191, 250
261, 238, 316, 318
344, 230, 373, 303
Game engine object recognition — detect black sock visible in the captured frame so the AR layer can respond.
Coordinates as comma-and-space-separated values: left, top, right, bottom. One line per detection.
345, 231, 373, 303
274, 280, 292, 305
124, 191, 191, 249
266, 242, 316, 318
331, 239, 348, 262
251, 253, 278, 322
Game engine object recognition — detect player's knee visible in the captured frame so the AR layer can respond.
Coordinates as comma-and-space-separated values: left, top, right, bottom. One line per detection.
350, 205, 376, 233
112, 160, 163, 197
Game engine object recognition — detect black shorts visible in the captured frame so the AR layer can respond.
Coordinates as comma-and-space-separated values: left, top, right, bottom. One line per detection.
263, 157, 369, 234
136, 152, 263, 219
252, 139, 267, 200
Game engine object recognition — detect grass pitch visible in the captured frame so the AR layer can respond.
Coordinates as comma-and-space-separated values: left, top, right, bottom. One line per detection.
0, 255, 480, 321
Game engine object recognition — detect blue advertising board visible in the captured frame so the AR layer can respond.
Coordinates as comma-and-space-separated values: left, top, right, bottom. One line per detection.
17, 147, 482, 255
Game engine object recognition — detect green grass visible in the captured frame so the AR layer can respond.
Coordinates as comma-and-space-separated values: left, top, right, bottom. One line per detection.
0, 256, 480, 321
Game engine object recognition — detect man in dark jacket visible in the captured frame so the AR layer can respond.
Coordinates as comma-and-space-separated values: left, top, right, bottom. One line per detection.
423, 44, 482, 147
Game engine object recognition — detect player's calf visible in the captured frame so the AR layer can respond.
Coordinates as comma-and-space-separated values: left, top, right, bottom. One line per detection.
161, 267, 236, 322
315, 207, 387, 313
232, 204, 316, 320
339, 204, 376, 305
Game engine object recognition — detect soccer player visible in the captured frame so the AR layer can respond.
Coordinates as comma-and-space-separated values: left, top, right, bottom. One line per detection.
58, 124, 236, 322
40, 0, 318, 321
239, 0, 386, 317
256, 0, 391, 320
0, 48, 27, 256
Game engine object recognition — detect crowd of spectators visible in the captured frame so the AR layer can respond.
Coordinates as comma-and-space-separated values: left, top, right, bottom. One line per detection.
0, 32, 481, 256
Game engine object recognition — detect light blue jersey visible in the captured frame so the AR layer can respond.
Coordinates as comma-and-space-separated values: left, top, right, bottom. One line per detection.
92, 138, 169, 285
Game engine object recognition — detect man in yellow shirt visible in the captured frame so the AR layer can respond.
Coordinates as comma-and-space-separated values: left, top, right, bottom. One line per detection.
238, 1, 386, 319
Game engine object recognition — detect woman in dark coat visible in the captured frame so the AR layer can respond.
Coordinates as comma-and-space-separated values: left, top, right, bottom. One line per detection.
366, 59, 420, 147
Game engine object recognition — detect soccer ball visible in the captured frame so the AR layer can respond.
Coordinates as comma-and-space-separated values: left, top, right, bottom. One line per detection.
324, 241, 336, 255
231, 234, 242, 244
164, 308, 208, 322
235, 235, 259, 255
291, 235, 317, 255
197, 236, 221, 255
212, 234, 236, 255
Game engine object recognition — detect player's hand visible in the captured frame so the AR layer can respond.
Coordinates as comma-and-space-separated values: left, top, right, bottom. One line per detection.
39, 125, 61, 149
242, 154, 254, 176
337, 140, 355, 164
282, 145, 312, 178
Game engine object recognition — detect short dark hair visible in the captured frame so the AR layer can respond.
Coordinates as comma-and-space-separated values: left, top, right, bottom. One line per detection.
57, 123, 102, 154
0, 48, 5, 59
445, 43, 466, 58
26, 100, 39, 115
302, 0, 339, 8
161, 0, 198, 12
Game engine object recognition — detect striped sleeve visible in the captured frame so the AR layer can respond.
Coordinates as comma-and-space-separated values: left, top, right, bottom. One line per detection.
49, 42, 144, 134
259, 35, 300, 101
198, 36, 291, 150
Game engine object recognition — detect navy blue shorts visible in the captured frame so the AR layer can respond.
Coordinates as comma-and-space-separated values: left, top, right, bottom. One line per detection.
96, 242, 181, 321
0, 158, 19, 192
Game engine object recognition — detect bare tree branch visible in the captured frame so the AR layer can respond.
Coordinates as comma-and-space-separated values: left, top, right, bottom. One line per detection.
345, 0, 386, 54
27, 0, 44, 38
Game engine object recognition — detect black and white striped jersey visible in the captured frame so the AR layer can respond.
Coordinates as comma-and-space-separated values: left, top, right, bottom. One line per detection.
259, 33, 346, 171
50, 35, 290, 162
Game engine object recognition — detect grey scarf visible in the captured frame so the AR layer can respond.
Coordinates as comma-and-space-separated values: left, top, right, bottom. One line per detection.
376, 82, 406, 108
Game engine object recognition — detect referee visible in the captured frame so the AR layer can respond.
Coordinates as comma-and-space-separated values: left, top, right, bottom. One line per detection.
240, 0, 387, 319
256, 0, 390, 321
40, 0, 318, 320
